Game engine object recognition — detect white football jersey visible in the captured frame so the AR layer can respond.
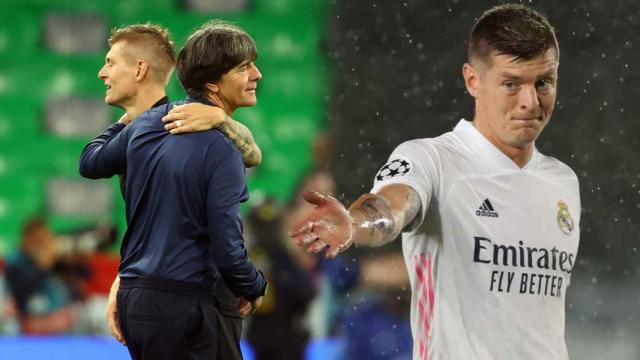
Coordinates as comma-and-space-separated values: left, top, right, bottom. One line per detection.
371, 120, 580, 360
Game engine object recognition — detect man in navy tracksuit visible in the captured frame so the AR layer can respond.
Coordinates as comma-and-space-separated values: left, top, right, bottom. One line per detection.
79, 20, 267, 360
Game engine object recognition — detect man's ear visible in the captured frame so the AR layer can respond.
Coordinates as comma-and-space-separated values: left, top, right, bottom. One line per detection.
462, 62, 479, 98
206, 83, 219, 94
135, 60, 150, 82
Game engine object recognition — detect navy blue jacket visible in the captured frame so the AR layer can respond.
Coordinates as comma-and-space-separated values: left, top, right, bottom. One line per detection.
79, 98, 266, 298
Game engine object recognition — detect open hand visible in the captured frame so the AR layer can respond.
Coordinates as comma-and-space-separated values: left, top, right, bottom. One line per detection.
290, 191, 353, 258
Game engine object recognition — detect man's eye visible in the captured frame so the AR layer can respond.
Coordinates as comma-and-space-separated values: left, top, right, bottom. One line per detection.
503, 81, 517, 90
536, 79, 551, 89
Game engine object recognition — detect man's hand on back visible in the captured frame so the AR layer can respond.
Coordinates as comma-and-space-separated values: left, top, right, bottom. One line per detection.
162, 103, 226, 134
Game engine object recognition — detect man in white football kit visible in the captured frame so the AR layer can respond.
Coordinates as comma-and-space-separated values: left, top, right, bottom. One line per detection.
291, 4, 579, 360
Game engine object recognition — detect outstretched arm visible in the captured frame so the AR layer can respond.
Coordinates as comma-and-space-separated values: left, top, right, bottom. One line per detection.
162, 103, 262, 167
290, 184, 422, 258
349, 184, 422, 246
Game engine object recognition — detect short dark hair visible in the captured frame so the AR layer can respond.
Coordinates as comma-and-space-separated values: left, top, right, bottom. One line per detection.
468, 4, 558, 65
177, 20, 258, 101
109, 23, 176, 85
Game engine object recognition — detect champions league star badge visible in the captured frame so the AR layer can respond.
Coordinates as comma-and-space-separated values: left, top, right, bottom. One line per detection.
557, 200, 574, 235
376, 158, 412, 181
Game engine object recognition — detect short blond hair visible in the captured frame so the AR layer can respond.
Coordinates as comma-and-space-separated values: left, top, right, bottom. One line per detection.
109, 23, 176, 86
468, 4, 559, 66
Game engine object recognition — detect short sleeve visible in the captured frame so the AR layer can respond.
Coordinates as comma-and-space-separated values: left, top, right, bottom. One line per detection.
370, 139, 440, 229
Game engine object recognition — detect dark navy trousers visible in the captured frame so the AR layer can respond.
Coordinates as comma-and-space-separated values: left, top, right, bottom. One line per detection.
117, 277, 243, 360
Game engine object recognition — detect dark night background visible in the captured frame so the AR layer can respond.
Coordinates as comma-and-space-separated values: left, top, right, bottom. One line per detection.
327, 0, 640, 357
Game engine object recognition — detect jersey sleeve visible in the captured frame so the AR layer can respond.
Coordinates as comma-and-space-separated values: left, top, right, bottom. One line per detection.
370, 139, 440, 230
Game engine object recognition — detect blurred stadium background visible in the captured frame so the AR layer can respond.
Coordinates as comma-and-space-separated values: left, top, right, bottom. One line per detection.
0, 0, 638, 359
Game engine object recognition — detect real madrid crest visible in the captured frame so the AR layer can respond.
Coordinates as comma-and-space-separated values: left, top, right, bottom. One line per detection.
557, 201, 574, 235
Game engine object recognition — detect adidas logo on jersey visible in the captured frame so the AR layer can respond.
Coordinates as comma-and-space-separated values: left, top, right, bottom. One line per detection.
476, 199, 499, 218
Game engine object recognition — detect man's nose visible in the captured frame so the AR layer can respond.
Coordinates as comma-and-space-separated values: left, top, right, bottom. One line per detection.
98, 65, 107, 80
519, 85, 540, 111
250, 63, 262, 81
